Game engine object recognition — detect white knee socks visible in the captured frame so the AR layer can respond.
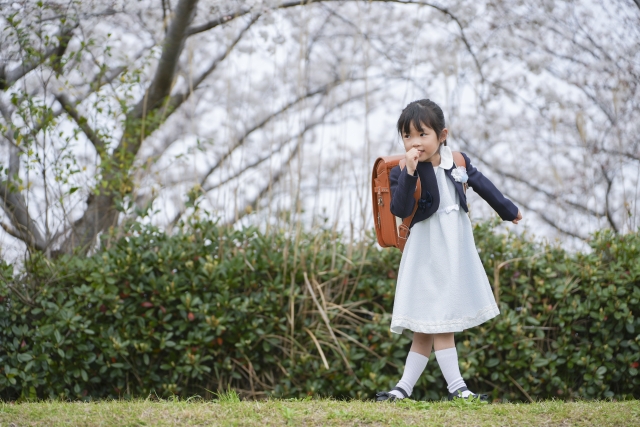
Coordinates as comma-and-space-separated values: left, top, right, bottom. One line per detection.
434, 347, 473, 397
389, 351, 429, 398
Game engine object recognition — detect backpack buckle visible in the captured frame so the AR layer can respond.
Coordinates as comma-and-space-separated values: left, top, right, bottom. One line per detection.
375, 187, 388, 207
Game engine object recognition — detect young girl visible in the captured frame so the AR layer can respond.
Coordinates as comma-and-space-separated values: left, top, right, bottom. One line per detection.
375, 99, 522, 402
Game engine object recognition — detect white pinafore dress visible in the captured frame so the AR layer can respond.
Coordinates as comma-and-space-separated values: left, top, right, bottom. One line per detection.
390, 147, 500, 334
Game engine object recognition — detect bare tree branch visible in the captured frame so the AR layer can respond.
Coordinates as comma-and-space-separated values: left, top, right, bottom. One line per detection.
203, 142, 289, 194
600, 148, 640, 162
163, 13, 261, 115
600, 165, 619, 233
227, 136, 302, 227
88, 64, 130, 98
165, 91, 332, 226
228, 89, 375, 226
516, 34, 592, 68
0, 62, 128, 251
544, 66, 617, 126
136, 82, 343, 225
0, 101, 25, 156
0, 98, 46, 250
0, 172, 47, 251
169, 86, 376, 227
7, 64, 127, 147
319, 4, 399, 67
35, 8, 117, 24
55, 93, 106, 158
197, 82, 339, 189
0, 221, 22, 240
130, 0, 199, 120
162, 0, 172, 35
507, 197, 589, 240
458, 137, 606, 218
125, 17, 258, 171
188, 0, 485, 79
189, 0, 445, 34
170, 123, 305, 227
50, 28, 73, 76
0, 24, 78, 90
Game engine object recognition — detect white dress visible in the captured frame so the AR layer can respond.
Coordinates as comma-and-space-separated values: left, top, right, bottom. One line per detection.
390, 147, 500, 334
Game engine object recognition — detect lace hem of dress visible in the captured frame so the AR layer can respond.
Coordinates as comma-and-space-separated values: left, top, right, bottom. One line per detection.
389, 304, 500, 334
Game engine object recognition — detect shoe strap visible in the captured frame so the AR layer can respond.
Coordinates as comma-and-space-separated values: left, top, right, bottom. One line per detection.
391, 386, 409, 398
452, 386, 469, 395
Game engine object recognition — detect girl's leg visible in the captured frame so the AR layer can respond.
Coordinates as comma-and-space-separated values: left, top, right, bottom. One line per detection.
410, 332, 434, 357
387, 332, 433, 399
433, 332, 455, 351
433, 333, 475, 398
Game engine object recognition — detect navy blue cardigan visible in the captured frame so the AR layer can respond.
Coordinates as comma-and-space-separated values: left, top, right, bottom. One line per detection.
389, 152, 519, 228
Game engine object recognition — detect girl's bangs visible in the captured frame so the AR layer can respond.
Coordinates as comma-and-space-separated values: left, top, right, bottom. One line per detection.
397, 106, 438, 135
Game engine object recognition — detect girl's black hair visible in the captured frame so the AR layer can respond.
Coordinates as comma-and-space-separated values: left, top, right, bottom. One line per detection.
397, 99, 447, 145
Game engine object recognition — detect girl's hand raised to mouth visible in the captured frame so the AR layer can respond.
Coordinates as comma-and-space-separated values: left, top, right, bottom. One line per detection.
405, 147, 420, 175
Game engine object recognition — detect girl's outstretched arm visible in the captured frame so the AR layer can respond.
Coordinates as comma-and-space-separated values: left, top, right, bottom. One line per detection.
460, 152, 520, 222
389, 165, 418, 218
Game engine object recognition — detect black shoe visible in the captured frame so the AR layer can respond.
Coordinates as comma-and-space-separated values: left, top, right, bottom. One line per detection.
375, 386, 408, 402
448, 386, 489, 402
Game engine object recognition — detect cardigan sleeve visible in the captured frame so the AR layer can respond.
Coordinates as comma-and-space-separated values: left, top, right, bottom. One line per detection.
389, 165, 418, 219
461, 152, 519, 221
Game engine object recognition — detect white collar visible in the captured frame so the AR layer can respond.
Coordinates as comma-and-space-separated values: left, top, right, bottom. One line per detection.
436, 145, 454, 169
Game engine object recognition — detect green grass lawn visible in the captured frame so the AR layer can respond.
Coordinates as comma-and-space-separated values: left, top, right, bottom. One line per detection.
1, 395, 638, 426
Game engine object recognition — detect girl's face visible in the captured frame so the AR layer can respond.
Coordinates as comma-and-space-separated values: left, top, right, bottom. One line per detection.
402, 121, 448, 163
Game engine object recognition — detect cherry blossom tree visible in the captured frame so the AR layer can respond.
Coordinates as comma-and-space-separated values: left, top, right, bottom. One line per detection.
1, 0, 638, 263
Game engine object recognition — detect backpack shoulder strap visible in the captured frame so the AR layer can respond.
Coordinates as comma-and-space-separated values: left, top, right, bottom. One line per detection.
396, 159, 421, 249
452, 151, 469, 195
452, 151, 466, 168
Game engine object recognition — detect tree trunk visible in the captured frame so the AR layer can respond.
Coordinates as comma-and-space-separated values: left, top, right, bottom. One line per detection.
59, 0, 199, 254
60, 193, 118, 254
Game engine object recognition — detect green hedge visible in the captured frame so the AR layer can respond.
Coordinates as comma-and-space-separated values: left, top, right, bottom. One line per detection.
0, 219, 638, 402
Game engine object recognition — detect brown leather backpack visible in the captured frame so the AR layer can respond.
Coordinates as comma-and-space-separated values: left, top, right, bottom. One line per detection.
371, 151, 466, 252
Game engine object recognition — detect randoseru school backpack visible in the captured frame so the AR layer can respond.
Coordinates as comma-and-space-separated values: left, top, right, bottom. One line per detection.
371, 151, 466, 252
